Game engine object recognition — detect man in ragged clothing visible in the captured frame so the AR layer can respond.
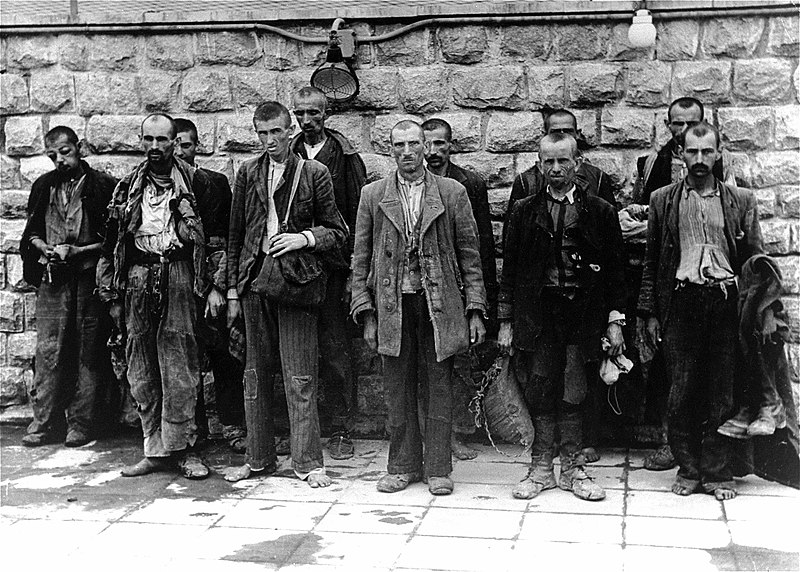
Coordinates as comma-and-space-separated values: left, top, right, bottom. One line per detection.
20, 126, 117, 447
97, 113, 214, 479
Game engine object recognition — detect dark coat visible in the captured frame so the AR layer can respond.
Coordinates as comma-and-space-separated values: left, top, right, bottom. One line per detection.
227, 152, 348, 295
503, 161, 617, 246
444, 161, 498, 320
350, 170, 487, 362
291, 128, 366, 256
733, 254, 799, 488
636, 180, 764, 326
197, 167, 232, 292
499, 184, 626, 353
20, 161, 117, 286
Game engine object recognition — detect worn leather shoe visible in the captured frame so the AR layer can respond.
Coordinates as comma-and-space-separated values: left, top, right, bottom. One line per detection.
65, 429, 91, 447
512, 467, 557, 500
428, 475, 454, 496
559, 466, 606, 501
643, 444, 678, 469
376, 472, 422, 493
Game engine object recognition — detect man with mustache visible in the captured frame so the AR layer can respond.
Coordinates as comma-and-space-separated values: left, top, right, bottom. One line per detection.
421, 118, 496, 461
20, 126, 117, 447
224, 102, 348, 488
97, 113, 214, 479
500, 133, 625, 502
289, 87, 366, 460
637, 122, 763, 500
351, 120, 487, 496
632, 97, 738, 472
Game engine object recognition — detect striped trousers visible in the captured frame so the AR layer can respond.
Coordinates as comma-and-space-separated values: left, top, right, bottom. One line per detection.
241, 291, 324, 474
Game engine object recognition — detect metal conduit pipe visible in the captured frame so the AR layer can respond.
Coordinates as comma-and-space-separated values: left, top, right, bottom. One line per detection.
1, 4, 797, 41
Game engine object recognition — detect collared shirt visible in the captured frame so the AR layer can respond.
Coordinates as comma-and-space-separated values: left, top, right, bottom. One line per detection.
397, 173, 426, 293
44, 174, 87, 248
675, 180, 734, 285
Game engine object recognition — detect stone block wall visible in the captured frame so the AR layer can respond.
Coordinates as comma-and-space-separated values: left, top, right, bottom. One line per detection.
1, 15, 799, 430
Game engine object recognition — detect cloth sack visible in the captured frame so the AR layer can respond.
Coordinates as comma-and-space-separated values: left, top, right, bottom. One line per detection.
478, 352, 535, 449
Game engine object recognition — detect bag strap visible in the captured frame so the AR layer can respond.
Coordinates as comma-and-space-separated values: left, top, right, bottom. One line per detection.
282, 158, 306, 227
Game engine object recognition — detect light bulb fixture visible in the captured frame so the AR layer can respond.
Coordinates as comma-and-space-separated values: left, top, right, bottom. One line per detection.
627, 9, 657, 48
311, 18, 359, 104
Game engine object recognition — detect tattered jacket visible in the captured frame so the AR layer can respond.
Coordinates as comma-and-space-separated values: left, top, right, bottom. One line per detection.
637, 180, 764, 326
350, 170, 487, 362
226, 151, 348, 296
96, 157, 209, 301
499, 184, 626, 354
21, 161, 117, 286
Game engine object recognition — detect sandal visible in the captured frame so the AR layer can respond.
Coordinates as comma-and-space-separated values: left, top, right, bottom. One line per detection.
326, 433, 354, 460
177, 452, 210, 480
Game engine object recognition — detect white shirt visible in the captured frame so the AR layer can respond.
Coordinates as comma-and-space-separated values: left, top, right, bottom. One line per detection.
266, 159, 287, 240
304, 140, 325, 161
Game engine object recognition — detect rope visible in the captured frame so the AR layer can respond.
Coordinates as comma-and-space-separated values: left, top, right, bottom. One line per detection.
469, 352, 532, 460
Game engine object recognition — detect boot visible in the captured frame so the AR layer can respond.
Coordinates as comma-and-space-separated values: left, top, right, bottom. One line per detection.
513, 414, 558, 500
558, 410, 605, 501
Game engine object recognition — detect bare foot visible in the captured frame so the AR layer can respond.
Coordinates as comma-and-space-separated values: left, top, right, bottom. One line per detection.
582, 447, 601, 463
224, 462, 276, 483
307, 472, 332, 488
451, 434, 478, 460
121, 457, 170, 477
671, 476, 700, 496
713, 487, 737, 501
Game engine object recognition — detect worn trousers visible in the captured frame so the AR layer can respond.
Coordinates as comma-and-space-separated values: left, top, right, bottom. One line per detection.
317, 269, 356, 432
663, 283, 737, 484
28, 267, 107, 437
452, 351, 478, 435
126, 260, 200, 457
383, 292, 453, 478
242, 291, 324, 474
513, 290, 591, 465
195, 311, 245, 437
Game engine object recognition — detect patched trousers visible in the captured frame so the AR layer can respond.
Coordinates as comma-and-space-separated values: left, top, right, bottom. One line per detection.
28, 266, 108, 437
125, 260, 200, 457
242, 291, 324, 474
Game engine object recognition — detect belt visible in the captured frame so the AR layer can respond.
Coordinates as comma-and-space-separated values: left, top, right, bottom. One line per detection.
675, 278, 737, 299
130, 248, 191, 266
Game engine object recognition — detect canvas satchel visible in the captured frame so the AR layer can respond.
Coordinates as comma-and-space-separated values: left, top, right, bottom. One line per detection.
251, 159, 328, 308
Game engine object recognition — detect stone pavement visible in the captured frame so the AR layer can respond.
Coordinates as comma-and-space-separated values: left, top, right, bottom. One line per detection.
0, 424, 797, 572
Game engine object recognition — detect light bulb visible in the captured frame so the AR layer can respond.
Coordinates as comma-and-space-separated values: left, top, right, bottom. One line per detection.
628, 9, 657, 48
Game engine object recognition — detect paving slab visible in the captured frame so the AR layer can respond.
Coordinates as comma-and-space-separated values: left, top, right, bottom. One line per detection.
0, 424, 797, 571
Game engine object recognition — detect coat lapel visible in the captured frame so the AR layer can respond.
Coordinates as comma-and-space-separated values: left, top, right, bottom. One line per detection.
719, 181, 739, 257
378, 172, 408, 238
273, 153, 297, 223
418, 172, 445, 238
253, 153, 271, 209
665, 183, 680, 244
